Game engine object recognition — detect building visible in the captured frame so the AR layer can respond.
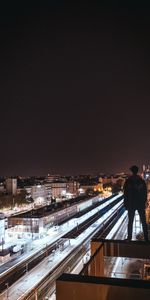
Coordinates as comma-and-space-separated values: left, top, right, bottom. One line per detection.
46, 174, 66, 183
67, 181, 80, 195
142, 165, 150, 205
56, 240, 150, 300
31, 185, 47, 206
142, 164, 150, 180
5, 178, 17, 196
0, 213, 5, 245
45, 181, 67, 199
7, 195, 100, 239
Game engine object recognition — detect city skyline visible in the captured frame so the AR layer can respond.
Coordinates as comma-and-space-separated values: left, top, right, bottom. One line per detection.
0, 2, 150, 176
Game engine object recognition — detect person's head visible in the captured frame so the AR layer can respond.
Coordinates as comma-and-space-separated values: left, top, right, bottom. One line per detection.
130, 165, 139, 175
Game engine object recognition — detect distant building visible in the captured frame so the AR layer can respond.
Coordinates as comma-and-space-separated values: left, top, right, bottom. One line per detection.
143, 164, 150, 180
44, 174, 67, 199
142, 165, 150, 191
31, 185, 47, 206
46, 174, 66, 183
50, 182, 67, 198
0, 213, 5, 245
24, 186, 32, 194
80, 184, 95, 194
5, 178, 17, 196
67, 181, 80, 195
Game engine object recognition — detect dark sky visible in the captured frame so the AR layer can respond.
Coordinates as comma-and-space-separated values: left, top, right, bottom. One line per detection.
0, 1, 150, 176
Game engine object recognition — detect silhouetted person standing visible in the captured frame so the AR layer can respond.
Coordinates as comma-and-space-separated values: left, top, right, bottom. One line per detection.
124, 165, 148, 241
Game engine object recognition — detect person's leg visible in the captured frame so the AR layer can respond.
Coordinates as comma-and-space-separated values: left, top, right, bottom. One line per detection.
138, 208, 149, 241
127, 209, 135, 240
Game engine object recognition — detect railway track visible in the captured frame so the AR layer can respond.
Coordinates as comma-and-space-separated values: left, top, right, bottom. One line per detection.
63, 196, 123, 239
0, 194, 123, 295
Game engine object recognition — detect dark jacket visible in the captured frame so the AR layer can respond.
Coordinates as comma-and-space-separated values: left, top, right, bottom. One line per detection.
123, 175, 147, 210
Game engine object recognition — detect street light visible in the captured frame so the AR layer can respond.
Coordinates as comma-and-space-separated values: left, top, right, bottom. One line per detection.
26, 262, 28, 273
5, 283, 9, 299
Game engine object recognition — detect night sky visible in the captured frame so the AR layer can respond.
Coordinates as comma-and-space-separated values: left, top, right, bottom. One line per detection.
0, 1, 150, 176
